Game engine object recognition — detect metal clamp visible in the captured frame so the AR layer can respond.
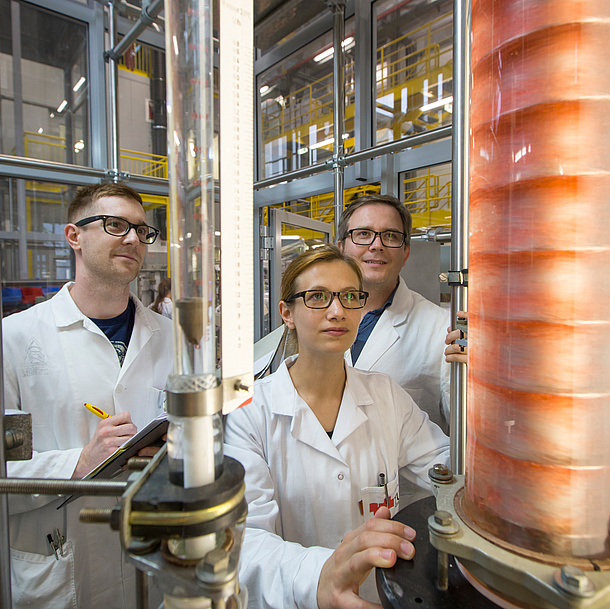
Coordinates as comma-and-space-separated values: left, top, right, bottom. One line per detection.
104, 169, 131, 182
447, 269, 469, 287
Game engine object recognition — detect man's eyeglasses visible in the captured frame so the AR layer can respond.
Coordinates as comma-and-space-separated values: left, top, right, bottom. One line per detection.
286, 289, 369, 310
347, 228, 406, 248
74, 215, 160, 244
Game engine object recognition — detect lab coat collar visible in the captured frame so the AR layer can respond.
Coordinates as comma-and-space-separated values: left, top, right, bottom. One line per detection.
345, 278, 414, 369
270, 356, 372, 452
51, 283, 92, 328
50, 283, 161, 373
51, 283, 162, 333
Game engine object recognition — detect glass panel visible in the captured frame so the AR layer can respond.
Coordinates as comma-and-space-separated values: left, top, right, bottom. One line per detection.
0, 178, 73, 317
375, 0, 453, 144
118, 41, 169, 178
401, 162, 452, 231
0, 178, 169, 317
258, 17, 355, 179
0, 1, 90, 165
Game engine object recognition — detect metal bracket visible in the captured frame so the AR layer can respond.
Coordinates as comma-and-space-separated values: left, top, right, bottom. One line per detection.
4, 411, 32, 461
430, 476, 610, 609
222, 373, 254, 410
104, 169, 131, 182
260, 236, 273, 260
448, 269, 469, 287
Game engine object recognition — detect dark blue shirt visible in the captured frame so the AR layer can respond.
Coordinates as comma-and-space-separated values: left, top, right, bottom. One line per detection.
90, 299, 136, 366
351, 282, 399, 364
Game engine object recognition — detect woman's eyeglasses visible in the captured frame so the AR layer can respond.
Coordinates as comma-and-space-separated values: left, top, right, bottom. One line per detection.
286, 289, 369, 309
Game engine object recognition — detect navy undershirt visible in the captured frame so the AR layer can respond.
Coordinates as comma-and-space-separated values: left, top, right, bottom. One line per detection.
350, 281, 399, 364
90, 299, 136, 366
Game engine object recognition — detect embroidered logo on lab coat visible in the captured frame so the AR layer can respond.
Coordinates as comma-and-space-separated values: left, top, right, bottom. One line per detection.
21, 339, 53, 377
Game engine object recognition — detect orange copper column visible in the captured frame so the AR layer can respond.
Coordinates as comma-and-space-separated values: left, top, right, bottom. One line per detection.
465, 0, 610, 560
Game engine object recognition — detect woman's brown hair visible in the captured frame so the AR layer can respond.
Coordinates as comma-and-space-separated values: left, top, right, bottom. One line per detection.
151, 278, 172, 315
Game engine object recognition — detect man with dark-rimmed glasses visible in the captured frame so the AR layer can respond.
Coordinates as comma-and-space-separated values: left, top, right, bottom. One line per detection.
3, 183, 172, 609
337, 194, 451, 506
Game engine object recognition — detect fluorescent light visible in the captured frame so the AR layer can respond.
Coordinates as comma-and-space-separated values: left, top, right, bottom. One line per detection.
297, 147, 308, 155
73, 77, 86, 92
314, 37, 355, 63
215, 231, 221, 236
314, 48, 334, 63
309, 137, 334, 150
281, 235, 300, 240
420, 96, 453, 112
57, 100, 68, 113
37, 127, 44, 134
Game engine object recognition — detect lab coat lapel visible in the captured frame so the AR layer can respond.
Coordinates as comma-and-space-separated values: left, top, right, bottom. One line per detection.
271, 360, 346, 460
120, 295, 155, 374
352, 279, 411, 371
331, 368, 371, 446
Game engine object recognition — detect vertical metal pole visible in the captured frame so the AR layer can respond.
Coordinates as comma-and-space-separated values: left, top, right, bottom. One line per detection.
449, 0, 470, 475
135, 569, 148, 609
0, 288, 13, 609
331, 0, 346, 239
107, 1, 120, 181
11, 1, 27, 280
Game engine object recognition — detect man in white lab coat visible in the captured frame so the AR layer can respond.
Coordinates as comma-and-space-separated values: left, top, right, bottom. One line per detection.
3, 183, 173, 609
337, 195, 451, 504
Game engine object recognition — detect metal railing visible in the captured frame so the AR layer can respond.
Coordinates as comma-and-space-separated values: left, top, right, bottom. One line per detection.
22, 133, 169, 180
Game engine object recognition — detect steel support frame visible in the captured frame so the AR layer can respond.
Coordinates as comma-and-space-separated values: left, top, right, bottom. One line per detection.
449, 0, 470, 475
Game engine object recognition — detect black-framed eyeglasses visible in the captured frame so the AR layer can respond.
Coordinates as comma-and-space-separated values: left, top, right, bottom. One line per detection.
74, 215, 160, 244
347, 228, 406, 248
286, 289, 369, 309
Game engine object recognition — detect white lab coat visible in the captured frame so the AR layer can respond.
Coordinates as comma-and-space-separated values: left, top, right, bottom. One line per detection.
3, 283, 173, 609
223, 357, 450, 609
346, 278, 451, 431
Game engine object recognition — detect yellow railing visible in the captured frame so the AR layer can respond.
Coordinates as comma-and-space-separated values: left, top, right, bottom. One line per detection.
24, 132, 68, 164
23, 133, 169, 180
120, 148, 168, 179
376, 13, 452, 99
261, 11, 452, 145
118, 42, 155, 78
272, 171, 451, 230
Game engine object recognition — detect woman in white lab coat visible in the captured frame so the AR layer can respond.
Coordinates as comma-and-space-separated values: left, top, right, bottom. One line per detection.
224, 245, 449, 609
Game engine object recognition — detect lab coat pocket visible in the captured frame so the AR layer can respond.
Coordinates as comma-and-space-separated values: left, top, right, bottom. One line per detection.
11, 541, 77, 609
360, 472, 400, 521
147, 386, 166, 412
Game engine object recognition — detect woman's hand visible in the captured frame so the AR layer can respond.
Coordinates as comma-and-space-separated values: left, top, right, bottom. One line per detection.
445, 311, 468, 364
317, 506, 416, 609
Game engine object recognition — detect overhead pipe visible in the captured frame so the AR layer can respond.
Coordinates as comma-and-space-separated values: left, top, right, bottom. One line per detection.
449, 0, 470, 475
105, 0, 165, 62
